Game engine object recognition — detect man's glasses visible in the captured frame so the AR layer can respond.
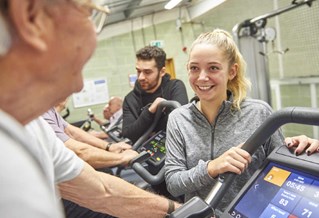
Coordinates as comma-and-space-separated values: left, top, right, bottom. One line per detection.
75, 0, 110, 34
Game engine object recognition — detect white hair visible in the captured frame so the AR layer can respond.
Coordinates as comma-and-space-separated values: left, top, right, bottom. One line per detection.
0, 13, 12, 56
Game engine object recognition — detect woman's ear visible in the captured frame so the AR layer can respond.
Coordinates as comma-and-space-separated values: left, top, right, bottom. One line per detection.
228, 63, 238, 80
9, 0, 48, 51
186, 63, 190, 75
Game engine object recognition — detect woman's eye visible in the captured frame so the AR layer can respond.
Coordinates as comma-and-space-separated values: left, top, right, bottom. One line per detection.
189, 66, 198, 72
210, 66, 219, 71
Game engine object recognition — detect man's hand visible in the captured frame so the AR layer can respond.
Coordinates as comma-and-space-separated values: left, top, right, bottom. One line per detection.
108, 142, 133, 153
121, 149, 139, 166
148, 97, 166, 113
285, 135, 319, 155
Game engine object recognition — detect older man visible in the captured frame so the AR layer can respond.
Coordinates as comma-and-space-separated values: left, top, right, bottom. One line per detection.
0, 0, 179, 217
90, 96, 124, 139
1, 1, 318, 218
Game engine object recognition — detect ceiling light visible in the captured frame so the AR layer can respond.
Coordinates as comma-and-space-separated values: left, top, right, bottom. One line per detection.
164, 0, 183, 10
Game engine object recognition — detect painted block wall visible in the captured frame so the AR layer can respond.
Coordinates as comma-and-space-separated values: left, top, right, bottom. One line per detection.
65, 0, 319, 138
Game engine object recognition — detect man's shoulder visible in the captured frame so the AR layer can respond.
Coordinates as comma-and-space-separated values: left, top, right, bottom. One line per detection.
0, 110, 28, 143
42, 107, 56, 119
124, 89, 137, 100
168, 78, 187, 94
26, 117, 56, 143
162, 78, 186, 94
0, 120, 60, 218
167, 78, 185, 86
123, 89, 140, 107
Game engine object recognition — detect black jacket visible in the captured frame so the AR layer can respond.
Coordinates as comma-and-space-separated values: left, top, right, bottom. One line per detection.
122, 74, 188, 143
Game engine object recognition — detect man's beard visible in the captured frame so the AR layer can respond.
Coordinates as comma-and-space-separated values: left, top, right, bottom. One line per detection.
141, 72, 161, 93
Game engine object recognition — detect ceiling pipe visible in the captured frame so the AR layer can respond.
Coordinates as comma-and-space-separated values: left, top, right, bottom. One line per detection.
164, 0, 183, 10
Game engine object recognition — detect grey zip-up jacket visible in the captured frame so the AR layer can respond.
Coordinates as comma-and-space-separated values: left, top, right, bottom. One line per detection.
165, 96, 284, 216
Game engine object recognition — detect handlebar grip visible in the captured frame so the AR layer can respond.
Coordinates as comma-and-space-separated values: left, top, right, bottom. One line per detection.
132, 100, 181, 150
129, 151, 151, 165
207, 107, 319, 208
131, 163, 165, 185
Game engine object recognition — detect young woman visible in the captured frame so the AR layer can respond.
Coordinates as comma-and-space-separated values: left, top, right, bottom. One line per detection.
164, 29, 285, 216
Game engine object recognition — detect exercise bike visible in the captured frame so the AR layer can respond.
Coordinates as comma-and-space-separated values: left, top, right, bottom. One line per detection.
169, 107, 319, 218
115, 100, 181, 195
79, 108, 95, 131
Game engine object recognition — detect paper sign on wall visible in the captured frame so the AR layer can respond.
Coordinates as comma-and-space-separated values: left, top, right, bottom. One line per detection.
72, 78, 109, 108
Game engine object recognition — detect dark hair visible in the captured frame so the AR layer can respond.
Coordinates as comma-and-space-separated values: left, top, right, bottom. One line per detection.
136, 46, 166, 71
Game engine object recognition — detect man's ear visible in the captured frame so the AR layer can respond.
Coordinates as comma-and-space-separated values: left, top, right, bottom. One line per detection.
160, 67, 166, 77
9, 0, 48, 51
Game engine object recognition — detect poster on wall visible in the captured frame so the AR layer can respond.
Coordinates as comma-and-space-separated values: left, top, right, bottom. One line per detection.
128, 74, 137, 87
72, 78, 109, 108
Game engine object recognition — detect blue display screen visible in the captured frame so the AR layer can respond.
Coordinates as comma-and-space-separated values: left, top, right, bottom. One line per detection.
229, 162, 319, 218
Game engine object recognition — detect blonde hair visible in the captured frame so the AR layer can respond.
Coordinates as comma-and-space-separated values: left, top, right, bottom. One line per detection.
190, 29, 251, 110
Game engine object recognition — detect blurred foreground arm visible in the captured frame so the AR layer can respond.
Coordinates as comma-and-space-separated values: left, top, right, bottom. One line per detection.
64, 138, 137, 168
59, 163, 180, 218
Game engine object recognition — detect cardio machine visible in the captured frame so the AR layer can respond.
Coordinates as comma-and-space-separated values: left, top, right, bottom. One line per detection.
80, 108, 130, 144
118, 100, 181, 189
169, 107, 319, 218
130, 100, 181, 186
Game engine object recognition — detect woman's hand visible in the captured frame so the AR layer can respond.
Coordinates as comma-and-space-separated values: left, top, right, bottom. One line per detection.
207, 144, 252, 178
285, 135, 319, 156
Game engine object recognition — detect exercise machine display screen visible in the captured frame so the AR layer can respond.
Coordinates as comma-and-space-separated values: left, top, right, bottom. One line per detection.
106, 126, 131, 144
229, 162, 319, 218
138, 130, 166, 167
107, 126, 122, 139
